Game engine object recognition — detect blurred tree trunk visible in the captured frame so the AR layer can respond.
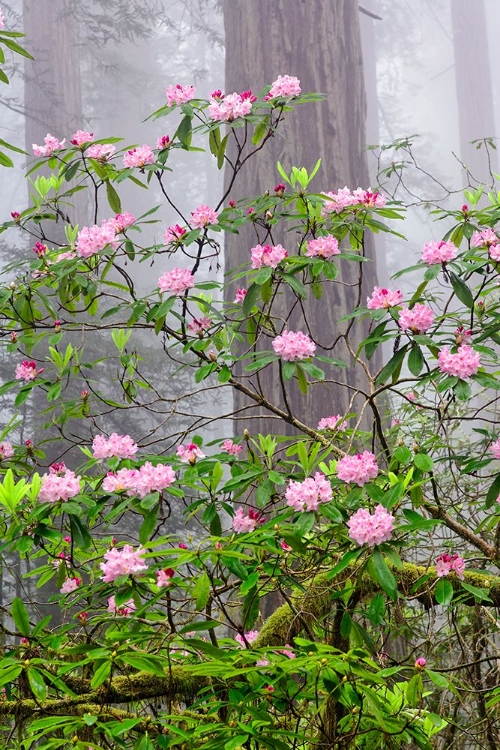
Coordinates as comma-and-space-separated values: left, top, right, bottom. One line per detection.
451, 0, 497, 183
223, 0, 379, 437
23, 0, 88, 229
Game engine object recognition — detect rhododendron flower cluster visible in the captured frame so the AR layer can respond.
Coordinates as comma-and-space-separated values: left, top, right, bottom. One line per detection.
268, 75, 301, 98
232, 507, 262, 533
471, 228, 498, 248
305, 235, 339, 259
347, 505, 395, 546
158, 267, 195, 295
435, 553, 465, 579
322, 187, 386, 214
317, 415, 347, 431
336, 452, 379, 486
221, 439, 243, 455
107, 596, 136, 616
164, 224, 187, 244
134, 462, 176, 498
156, 568, 175, 588
188, 317, 212, 335
235, 630, 260, 647
60, 577, 82, 594
122, 145, 155, 168
39, 465, 81, 503
86, 143, 116, 160
190, 204, 219, 229
0, 441, 14, 460
398, 304, 435, 334
489, 438, 500, 459
166, 83, 196, 106
70, 130, 94, 146
32, 133, 65, 156
367, 287, 404, 309
113, 212, 135, 232
100, 545, 148, 582
76, 219, 119, 258
15, 360, 44, 381
250, 243, 288, 269
102, 468, 139, 493
208, 91, 255, 121
437, 345, 481, 379
233, 288, 247, 303
421, 240, 458, 265
272, 330, 316, 361
285, 472, 332, 512
177, 443, 205, 464
92, 433, 138, 460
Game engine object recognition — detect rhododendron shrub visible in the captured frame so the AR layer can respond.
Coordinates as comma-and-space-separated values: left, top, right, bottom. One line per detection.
0, 66, 500, 750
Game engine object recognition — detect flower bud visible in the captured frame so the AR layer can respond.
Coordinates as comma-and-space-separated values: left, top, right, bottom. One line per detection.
415, 657, 426, 669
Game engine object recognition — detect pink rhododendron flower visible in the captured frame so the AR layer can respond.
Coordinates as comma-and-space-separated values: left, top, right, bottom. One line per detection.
0, 441, 14, 460
317, 415, 347, 431
107, 595, 136, 616
123, 144, 154, 168
437, 345, 480, 379
285, 472, 332, 512
92, 433, 138, 460
454, 326, 472, 346
208, 91, 254, 121
232, 507, 262, 533
39, 466, 81, 503
113, 212, 135, 232
221, 439, 243, 455
32, 133, 65, 157
156, 568, 175, 587
280, 540, 292, 551
367, 287, 404, 309
190, 204, 219, 229
471, 228, 498, 248
177, 443, 205, 464
272, 330, 316, 361
337, 452, 379, 487
421, 240, 458, 265
398, 303, 435, 334
250, 243, 288, 269
164, 224, 187, 244
435, 553, 465, 579
134, 462, 176, 498
102, 468, 139, 493
280, 646, 296, 659
100, 545, 148, 582
157, 135, 171, 149
86, 143, 116, 160
70, 130, 94, 147
158, 267, 195, 295
305, 235, 340, 259
15, 360, 44, 381
166, 83, 196, 106
234, 288, 247, 303
268, 75, 301, 98
347, 504, 394, 546
0, 9, 4, 29
60, 577, 82, 594
415, 658, 427, 669
322, 187, 357, 214
55, 250, 76, 262
352, 188, 387, 207
188, 317, 212, 335
235, 630, 259, 647
33, 241, 48, 257
489, 244, 500, 262
76, 219, 119, 258
489, 438, 500, 459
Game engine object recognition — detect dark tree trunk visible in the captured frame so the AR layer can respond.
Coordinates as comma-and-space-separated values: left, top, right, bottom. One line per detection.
223, 0, 379, 437
451, 0, 497, 183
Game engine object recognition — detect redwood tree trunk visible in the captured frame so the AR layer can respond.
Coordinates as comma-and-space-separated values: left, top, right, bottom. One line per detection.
223, 0, 379, 436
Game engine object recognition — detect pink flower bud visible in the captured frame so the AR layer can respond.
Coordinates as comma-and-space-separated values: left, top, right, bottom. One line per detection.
415, 657, 426, 669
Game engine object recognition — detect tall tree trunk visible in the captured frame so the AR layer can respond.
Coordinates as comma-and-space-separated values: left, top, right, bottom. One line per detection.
223, 0, 379, 437
451, 0, 497, 183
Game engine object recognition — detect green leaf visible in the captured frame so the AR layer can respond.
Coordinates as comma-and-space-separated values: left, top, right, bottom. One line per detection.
242, 283, 260, 316
69, 515, 92, 551
176, 115, 192, 148
375, 345, 409, 385
414, 453, 433, 472
281, 273, 307, 298
296, 365, 308, 395
454, 379, 471, 401
0, 150, 14, 167
242, 586, 260, 630
366, 593, 386, 626
11, 597, 30, 636
450, 271, 474, 309
408, 345, 424, 376
0, 37, 34, 60
139, 508, 158, 544
218, 365, 232, 383
370, 549, 398, 601
435, 577, 453, 606
91, 660, 111, 690
192, 571, 210, 611
27, 668, 47, 701
460, 581, 492, 603
252, 121, 268, 145
105, 181, 122, 213
485, 474, 500, 508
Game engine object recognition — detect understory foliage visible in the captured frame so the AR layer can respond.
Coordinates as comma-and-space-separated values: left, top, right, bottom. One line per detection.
1, 24, 500, 750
